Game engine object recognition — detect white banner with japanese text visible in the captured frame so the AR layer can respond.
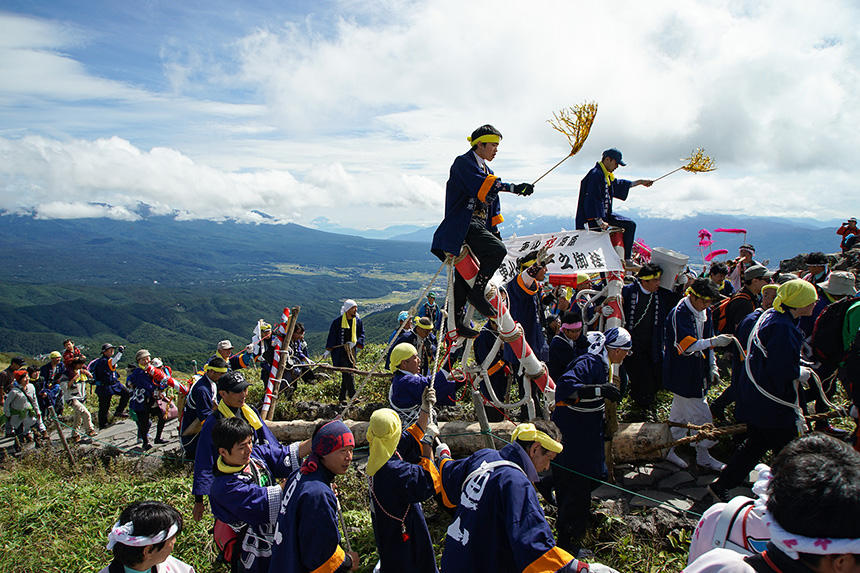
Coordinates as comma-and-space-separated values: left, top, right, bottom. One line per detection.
493, 230, 623, 284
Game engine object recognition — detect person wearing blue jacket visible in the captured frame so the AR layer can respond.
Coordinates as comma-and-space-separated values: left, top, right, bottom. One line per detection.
474, 318, 511, 422
430, 125, 534, 338
504, 251, 550, 419
621, 264, 672, 409
708, 280, 818, 502
269, 419, 359, 573
127, 349, 167, 450
367, 400, 440, 573
326, 300, 365, 402
192, 371, 309, 524
663, 278, 733, 471
551, 328, 629, 557
210, 417, 297, 573
547, 310, 587, 383
91, 343, 130, 429
438, 421, 599, 573
180, 358, 227, 460
388, 343, 459, 427
574, 148, 652, 261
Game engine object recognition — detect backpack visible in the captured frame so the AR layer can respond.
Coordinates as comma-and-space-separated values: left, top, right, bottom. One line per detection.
713, 290, 752, 334
810, 297, 856, 367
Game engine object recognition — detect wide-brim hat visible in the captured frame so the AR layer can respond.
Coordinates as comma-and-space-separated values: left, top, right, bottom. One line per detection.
817, 271, 858, 296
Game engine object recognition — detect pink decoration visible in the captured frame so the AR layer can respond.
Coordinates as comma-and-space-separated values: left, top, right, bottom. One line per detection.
814, 539, 832, 550
713, 228, 747, 234
704, 249, 729, 262
634, 239, 652, 255
783, 539, 798, 548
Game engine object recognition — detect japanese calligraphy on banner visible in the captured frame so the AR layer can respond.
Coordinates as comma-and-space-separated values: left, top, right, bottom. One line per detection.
493, 230, 623, 284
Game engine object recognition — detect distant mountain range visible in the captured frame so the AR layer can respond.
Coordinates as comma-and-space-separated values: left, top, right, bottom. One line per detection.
386, 214, 844, 267
0, 212, 844, 368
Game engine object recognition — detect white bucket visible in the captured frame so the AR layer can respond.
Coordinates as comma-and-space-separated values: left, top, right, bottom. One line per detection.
651, 247, 689, 291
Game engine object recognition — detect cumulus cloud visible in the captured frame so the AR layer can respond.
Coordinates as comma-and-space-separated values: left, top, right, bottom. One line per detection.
0, 1, 858, 228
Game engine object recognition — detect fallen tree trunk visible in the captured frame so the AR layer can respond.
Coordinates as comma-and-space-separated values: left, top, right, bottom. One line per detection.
267, 419, 671, 462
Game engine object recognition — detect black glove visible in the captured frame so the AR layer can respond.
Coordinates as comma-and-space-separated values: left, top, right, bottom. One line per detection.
118, 345, 125, 353
526, 263, 546, 278
511, 183, 534, 196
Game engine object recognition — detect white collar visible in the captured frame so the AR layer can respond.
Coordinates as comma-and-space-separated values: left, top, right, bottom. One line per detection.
472, 151, 487, 172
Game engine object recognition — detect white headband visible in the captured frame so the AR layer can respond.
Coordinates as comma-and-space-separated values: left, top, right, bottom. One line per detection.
106, 520, 179, 550
752, 464, 860, 559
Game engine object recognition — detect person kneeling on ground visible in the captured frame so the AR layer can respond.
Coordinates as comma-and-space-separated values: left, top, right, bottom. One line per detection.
269, 419, 360, 572
209, 417, 296, 573
684, 432, 860, 573
100, 500, 194, 573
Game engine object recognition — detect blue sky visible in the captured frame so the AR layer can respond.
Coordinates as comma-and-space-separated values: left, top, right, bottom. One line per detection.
1, 0, 858, 229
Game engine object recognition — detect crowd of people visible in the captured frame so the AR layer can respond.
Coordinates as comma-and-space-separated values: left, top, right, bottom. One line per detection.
4, 125, 860, 573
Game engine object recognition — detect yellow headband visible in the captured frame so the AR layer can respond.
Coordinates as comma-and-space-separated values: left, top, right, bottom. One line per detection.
467, 134, 501, 146
637, 271, 663, 281
685, 286, 716, 301
207, 366, 228, 373
519, 259, 537, 270
511, 423, 563, 454
773, 279, 817, 313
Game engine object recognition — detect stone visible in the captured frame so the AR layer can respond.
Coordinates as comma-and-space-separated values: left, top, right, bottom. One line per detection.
657, 470, 695, 489
677, 486, 709, 501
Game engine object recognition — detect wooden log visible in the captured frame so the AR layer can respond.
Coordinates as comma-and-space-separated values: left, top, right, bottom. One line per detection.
611, 422, 673, 463
267, 419, 673, 462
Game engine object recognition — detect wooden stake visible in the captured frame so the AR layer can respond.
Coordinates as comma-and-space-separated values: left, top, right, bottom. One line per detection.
48, 405, 76, 467
264, 306, 300, 421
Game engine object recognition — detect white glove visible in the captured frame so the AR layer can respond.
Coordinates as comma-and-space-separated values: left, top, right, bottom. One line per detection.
798, 366, 813, 389
151, 357, 163, 367
322, 350, 331, 359
710, 365, 719, 384
347, 341, 356, 350
421, 386, 437, 413
424, 422, 439, 442
601, 305, 614, 317
435, 442, 451, 460
710, 334, 734, 348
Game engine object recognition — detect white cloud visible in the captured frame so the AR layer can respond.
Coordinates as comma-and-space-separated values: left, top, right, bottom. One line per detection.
0, 1, 858, 229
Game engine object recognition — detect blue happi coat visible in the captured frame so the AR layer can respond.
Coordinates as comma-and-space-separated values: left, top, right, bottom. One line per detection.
439, 442, 579, 573
503, 274, 549, 366
622, 282, 671, 362
547, 333, 588, 383
390, 370, 458, 410
663, 298, 714, 398
91, 356, 125, 397
735, 309, 805, 430
180, 374, 217, 456
474, 325, 509, 401
370, 423, 440, 573
431, 150, 505, 260
193, 404, 300, 497
268, 466, 348, 573
325, 315, 365, 368
127, 367, 166, 412
574, 162, 633, 229
210, 440, 297, 573
552, 352, 610, 479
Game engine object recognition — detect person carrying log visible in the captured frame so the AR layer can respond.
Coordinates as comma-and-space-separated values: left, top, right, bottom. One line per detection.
388, 342, 459, 427
180, 357, 228, 460
326, 299, 365, 403
431, 124, 535, 338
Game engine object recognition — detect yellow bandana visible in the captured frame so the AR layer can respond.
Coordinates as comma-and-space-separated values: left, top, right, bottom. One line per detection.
366, 408, 402, 477
216, 456, 245, 474
511, 423, 563, 453
217, 399, 263, 431
598, 159, 616, 187
341, 314, 357, 344
207, 365, 228, 373
773, 279, 817, 314
467, 134, 501, 146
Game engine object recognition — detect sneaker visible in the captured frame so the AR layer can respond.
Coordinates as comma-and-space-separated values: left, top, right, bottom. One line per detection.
707, 482, 730, 503
154, 437, 169, 445
697, 451, 726, 472
666, 448, 688, 469
142, 443, 153, 451
114, 412, 129, 419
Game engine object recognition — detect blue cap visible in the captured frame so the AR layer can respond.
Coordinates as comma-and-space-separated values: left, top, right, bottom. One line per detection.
398, 310, 409, 322
603, 148, 626, 166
